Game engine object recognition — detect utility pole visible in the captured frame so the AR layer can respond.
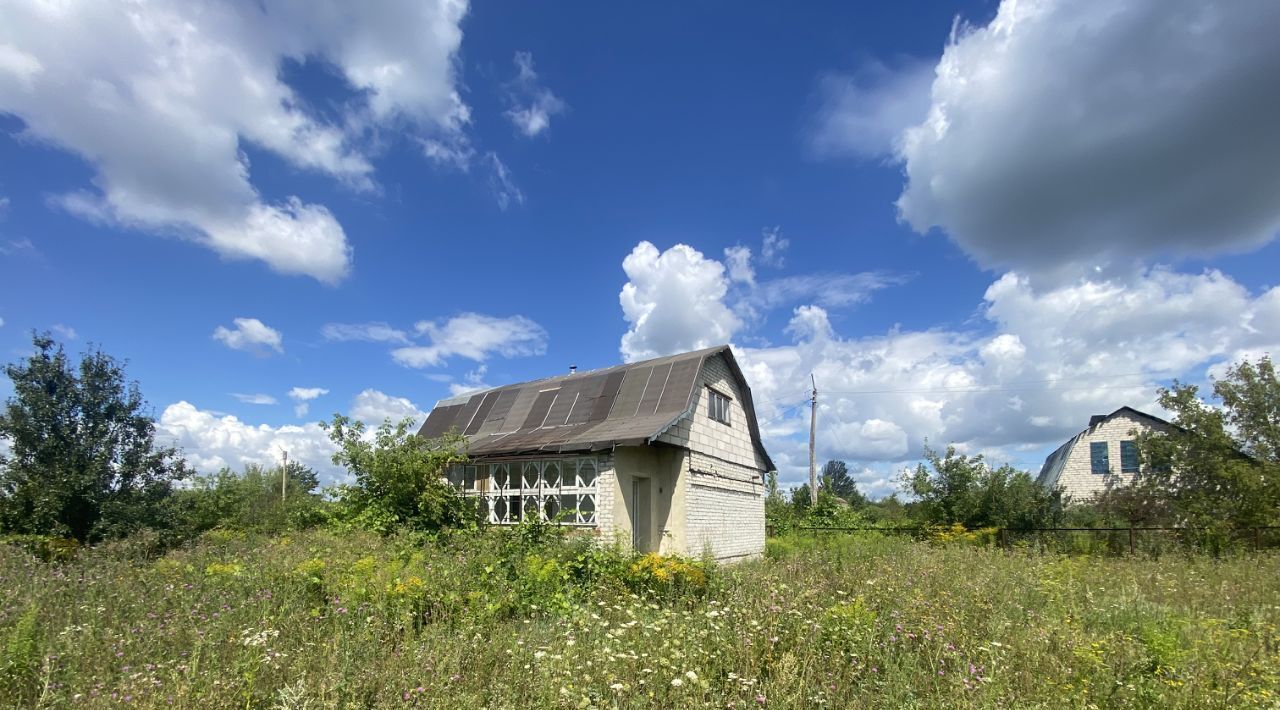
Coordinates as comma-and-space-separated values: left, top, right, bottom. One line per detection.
809, 373, 818, 505
281, 449, 288, 502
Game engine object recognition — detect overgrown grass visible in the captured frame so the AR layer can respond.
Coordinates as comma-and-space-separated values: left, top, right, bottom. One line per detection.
0, 530, 1277, 708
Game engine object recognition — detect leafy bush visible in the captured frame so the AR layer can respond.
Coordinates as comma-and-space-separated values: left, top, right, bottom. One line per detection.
627, 552, 709, 598
170, 463, 328, 540
904, 444, 1064, 530
324, 415, 478, 534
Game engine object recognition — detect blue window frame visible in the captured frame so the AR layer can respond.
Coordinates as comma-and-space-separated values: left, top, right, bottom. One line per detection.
1120, 440, 1139, 474
1090, 441, 1110, 474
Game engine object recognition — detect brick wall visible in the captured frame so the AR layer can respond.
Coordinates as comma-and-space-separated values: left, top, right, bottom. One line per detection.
684, 480, 766, 561
595, 452, 616, 538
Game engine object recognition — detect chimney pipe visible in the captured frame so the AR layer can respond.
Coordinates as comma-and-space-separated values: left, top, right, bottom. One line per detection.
569, 365, 577, 375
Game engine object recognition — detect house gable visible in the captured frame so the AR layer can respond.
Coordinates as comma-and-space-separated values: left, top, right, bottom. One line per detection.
1038, 407, 1174, 501
656, 352, 771, 473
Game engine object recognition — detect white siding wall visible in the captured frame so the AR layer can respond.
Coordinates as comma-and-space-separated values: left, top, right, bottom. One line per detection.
1055, 412, 1170, 501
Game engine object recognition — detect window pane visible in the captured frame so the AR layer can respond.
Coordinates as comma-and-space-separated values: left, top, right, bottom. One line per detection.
543, 461, 560, 489
578, 459, 597, 488
445, 464, 464, 489
1120, 440, 1139, 473
1090, 441, 1110, 474
544, 494, 561, 522
523, 496, 540, 520
578, 494, 596, 524
707, 389, 730, 424
492, 463, 509, 490
464, 465, 477, 491
523, 462, 540, 489
494, 496, 509, 523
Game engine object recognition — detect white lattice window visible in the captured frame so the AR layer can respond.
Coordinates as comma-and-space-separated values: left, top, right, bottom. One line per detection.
449, 457, 599, 527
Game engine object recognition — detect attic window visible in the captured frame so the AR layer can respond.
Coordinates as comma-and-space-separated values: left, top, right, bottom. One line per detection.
708, 388, 731, 425
1090, 441, 1110, 474
1120, 440, 1139, 474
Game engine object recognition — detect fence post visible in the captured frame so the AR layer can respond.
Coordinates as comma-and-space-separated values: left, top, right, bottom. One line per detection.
1256, 527, 1262, 552
999, 527, 1007, 549
1129, 527, 1135, 556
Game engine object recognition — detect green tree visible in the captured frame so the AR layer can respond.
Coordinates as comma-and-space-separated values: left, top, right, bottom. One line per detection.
323, 415, 476, 534
1138, 357, 1280, 528
820, 460, 867, 507
171, 462, 326, 536
0, 333, 188, 542
903, 444, 1063, 529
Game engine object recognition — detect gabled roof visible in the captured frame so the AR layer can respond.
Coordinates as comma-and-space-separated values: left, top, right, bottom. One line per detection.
1036, 406, 1171, 487
417, 345, 775, 471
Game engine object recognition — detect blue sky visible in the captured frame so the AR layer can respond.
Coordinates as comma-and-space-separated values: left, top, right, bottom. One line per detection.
2, 0, 1279, 496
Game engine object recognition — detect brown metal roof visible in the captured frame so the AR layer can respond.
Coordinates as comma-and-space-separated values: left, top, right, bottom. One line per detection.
417, 345, 775, 470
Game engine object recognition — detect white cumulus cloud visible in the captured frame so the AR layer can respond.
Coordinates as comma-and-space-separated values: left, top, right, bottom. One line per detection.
619, 242, 742, 362
158, 401, 339, 481
213, 318, 283, 355
158, 388, 431, 484
619, 240, 902, 362
349, 389, 427, 427
0, 0, 472, 283
889, 0, 1280, 275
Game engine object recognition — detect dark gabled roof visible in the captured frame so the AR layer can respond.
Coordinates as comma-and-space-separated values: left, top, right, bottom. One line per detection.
417, 345, 775, 471
1037, 406, 1172, 488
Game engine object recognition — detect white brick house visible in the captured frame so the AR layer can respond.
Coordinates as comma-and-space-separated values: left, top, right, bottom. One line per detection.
418, 346, 774, 562
1036, 407, 1174, 501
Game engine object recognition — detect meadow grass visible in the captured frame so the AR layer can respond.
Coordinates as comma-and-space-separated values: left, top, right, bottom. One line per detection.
0, 529, 1276, 708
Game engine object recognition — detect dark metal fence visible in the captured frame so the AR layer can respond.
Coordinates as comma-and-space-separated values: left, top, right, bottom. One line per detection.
766, 525, 1280, 555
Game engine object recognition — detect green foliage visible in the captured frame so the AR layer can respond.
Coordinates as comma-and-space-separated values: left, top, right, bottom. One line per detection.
820, 459, 868, 506
820, 596, 878, 659
0, 605, 40, 704
170, 463, 328, 538
0, 534, 79, 562
626, 552, 710, 599
904, 444, 1064, 529
0, 333, 188, 542
1138, 356, 1280, 528
323, 415, 476, 534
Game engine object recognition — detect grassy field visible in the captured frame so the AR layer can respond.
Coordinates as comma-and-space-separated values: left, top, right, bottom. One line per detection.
0, 530, 1277, 709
